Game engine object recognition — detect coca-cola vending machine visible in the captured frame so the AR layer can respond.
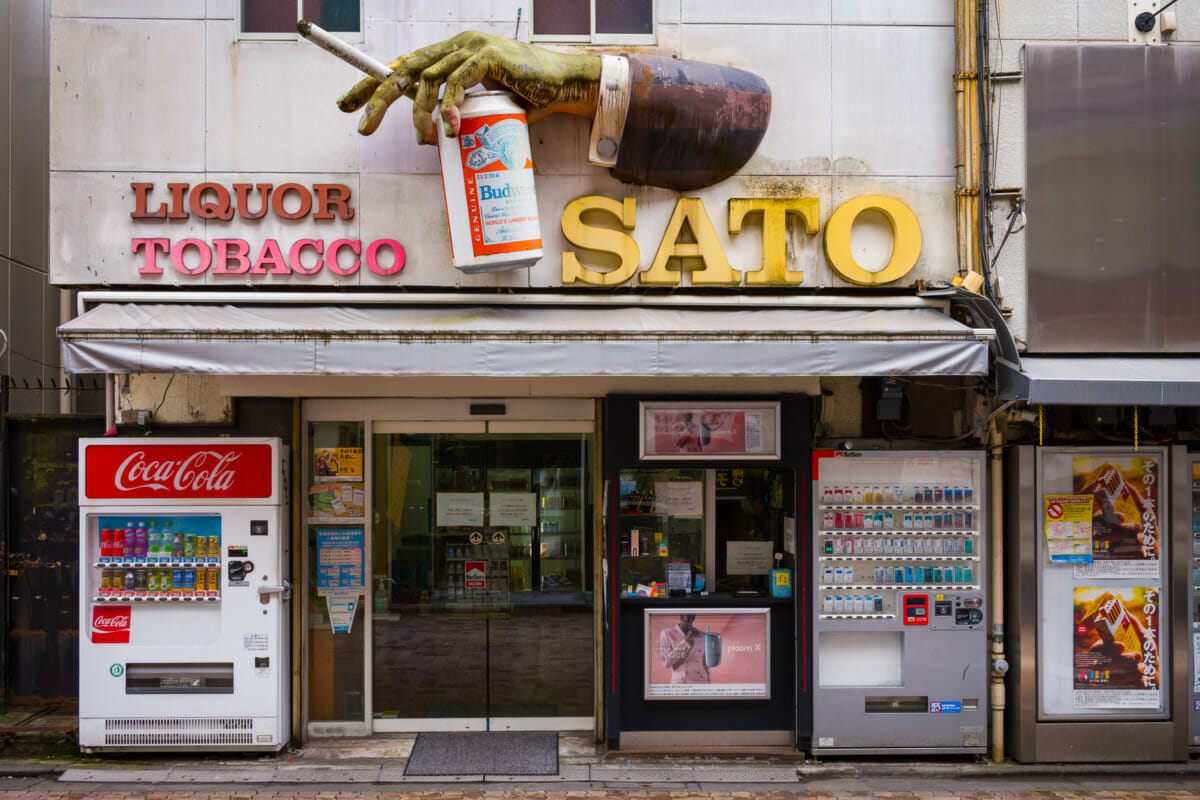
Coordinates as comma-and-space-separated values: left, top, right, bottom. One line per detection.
78, 437, 290, 751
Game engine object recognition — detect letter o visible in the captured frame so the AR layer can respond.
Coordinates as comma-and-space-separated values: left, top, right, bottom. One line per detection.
271, 183, 313, 220
366, 239, 405, 275
823, 196, 921, 286
171, 238, 213, 276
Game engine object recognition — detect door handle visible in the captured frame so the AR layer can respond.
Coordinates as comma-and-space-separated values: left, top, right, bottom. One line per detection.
257, 579, 292, 605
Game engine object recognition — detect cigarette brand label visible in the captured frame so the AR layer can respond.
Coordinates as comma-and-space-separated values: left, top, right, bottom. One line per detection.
457, 114, 541, 256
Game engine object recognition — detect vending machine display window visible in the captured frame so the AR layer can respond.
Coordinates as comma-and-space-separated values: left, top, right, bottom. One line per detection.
91, 514, 223, 601
616, 468, 792, 597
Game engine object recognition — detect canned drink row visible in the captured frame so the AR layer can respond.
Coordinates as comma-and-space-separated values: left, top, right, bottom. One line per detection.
823, 536, 973, 557
821, 485, 974, 506
822, 510, 974, 531
100, 528, 220, 563
99, 567, 221, 595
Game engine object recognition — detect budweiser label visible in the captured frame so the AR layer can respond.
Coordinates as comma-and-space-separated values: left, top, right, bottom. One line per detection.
84, 442, 273, 499
91, 605, 131, 644
437, 92, 542, 273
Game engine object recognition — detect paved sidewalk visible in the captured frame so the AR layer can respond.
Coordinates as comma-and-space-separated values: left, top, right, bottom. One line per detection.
0, 734, 1195, 795
2, 792, 1200, 800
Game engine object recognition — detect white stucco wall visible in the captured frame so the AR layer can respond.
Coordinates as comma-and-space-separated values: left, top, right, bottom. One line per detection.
50, 0, 962, 291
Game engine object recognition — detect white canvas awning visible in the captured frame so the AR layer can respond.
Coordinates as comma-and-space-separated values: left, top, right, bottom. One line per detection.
59, 302, 995, 378
998, 356, 1200, 406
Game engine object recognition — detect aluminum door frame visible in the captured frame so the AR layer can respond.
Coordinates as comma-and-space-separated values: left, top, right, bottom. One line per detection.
366, 414, 596, 734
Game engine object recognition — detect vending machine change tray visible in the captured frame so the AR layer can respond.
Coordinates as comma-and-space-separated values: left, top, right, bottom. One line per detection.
125, 663, 234, 694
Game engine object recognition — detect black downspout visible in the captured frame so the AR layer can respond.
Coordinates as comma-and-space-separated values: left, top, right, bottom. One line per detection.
976, 0, 998, 304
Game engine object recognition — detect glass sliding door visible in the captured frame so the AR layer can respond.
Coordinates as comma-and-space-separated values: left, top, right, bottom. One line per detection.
370, 425, 593, 730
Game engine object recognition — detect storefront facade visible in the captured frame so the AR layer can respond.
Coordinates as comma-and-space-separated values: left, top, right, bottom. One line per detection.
49, 2, 1012, 751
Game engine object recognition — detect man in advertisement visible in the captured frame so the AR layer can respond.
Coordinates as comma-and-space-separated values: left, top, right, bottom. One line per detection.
656, 613, 711, 685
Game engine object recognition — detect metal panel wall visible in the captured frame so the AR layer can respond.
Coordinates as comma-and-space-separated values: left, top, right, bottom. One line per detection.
2, 3, 58, 414
1026, 45, 1200, 353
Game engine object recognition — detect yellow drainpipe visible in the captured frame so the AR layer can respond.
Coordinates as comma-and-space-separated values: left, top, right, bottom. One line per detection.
954, 0, 985, 294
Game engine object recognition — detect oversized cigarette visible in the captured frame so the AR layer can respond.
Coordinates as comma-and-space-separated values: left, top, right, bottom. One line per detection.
297, 20, 392, 80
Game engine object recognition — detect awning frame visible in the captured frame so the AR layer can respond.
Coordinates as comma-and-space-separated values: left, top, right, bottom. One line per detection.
60, 291, 997, 380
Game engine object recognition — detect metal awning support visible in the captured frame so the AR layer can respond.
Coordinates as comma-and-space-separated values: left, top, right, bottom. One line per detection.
997, 356, 1200, 406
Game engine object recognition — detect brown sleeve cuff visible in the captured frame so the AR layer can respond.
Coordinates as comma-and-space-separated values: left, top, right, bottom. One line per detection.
612, 53, 772, 191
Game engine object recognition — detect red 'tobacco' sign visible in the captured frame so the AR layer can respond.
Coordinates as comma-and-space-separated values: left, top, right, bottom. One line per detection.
91, 605, 131, 644
84, 443, 274, 500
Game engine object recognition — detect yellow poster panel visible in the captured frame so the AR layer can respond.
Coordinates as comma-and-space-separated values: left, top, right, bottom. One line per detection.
1044, 494, 1094, 564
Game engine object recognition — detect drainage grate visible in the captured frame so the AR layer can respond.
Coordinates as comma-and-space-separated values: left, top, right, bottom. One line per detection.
103, 717, 255, 746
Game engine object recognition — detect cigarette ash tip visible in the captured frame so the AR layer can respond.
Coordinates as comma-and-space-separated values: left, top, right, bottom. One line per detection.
297, 20, 312, 37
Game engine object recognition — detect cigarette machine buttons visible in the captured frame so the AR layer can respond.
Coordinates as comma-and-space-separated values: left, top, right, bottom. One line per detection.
903, 594, 929, 625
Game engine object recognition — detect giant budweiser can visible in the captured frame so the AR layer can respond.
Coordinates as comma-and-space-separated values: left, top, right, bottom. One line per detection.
437, 91, 543, 273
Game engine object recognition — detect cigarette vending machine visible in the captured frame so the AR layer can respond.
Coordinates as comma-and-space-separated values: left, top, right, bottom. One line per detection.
1188, 453, 1200, 753
78, 438, 290, 752
811, 450, 987, 754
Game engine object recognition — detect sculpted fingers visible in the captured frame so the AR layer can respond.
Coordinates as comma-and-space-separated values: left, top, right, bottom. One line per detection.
337, 56, 403, 113
413, 50, 471, 144
357, 71, 413, 135
439, 54, 490, 138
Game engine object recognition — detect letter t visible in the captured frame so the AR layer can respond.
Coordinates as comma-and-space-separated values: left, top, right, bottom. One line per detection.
728, 198, 819, 285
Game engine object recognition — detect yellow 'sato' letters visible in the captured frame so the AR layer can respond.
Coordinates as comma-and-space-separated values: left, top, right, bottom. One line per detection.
560, 195, 921, 288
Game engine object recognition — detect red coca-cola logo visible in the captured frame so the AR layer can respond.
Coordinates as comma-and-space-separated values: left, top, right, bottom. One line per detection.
85, 443, 273, 499
92, 605, 131, 644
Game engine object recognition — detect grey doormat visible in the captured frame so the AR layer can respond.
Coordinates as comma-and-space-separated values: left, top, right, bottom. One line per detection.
404, 731, 559, 776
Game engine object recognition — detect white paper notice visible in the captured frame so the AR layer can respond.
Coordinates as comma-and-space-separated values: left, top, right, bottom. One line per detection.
654, 481, 703, 516
489, 492, 537, 526
727, 541, 774, 575
744, 411, 764, 452
436, 492, 485, 526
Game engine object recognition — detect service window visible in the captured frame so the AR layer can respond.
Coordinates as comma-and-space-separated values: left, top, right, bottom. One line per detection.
241, 0, 361, 40
616, 468, 793, 597
532, 0, 654, 45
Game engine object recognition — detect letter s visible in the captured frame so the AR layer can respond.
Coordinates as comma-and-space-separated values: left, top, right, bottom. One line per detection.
561, 196, 639, 287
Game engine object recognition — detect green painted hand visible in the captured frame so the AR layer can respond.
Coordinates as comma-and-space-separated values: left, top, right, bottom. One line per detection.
337, 32, 602, 144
